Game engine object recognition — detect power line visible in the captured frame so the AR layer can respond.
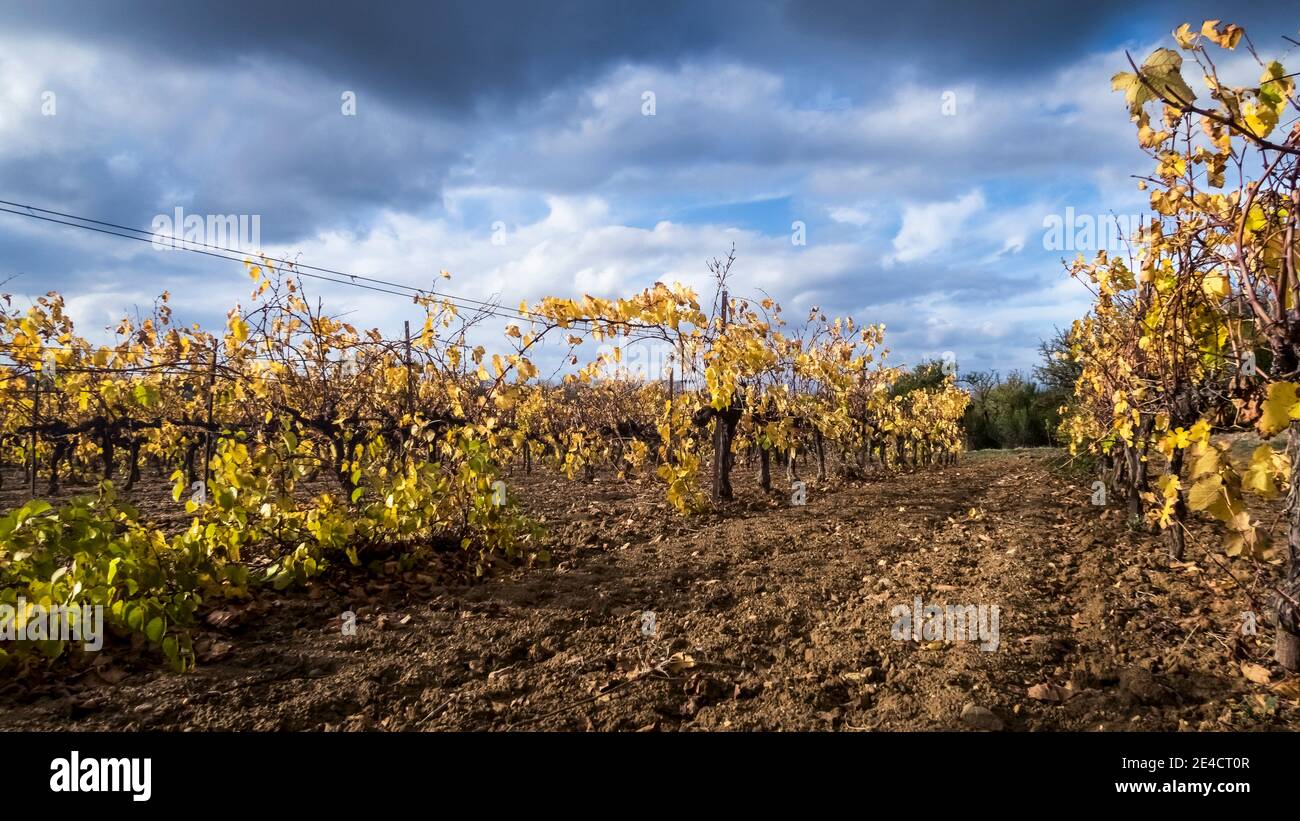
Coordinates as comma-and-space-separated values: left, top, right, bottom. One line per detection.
0, 205, 442, 303
0, 198, 673, 342
0, 197, 523, 319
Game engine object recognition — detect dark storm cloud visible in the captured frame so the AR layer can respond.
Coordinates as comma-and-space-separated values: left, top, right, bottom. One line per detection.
7, 0, 1289, 219
6, 0, 725, 114
773, 1, 1292, 76
15, 0, 1286, 115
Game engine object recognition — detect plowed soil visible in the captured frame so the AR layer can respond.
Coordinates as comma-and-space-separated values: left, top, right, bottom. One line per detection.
3, 449, 1298, 731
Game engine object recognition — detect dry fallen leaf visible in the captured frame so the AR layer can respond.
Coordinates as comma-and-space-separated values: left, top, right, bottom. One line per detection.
1242, 662, 1273, 685
1269, 678, 1300, 700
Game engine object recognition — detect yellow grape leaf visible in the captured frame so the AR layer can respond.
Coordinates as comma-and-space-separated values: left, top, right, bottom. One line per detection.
417, 315, 434, 349
1188, 418, 1212, 443
1201, 273, 1230, 299
1242, 62, 1294, 139
1242, 445, 1282, 497
1114, 49, 1196, 116
1200, 20, 1243, 50
1137, 124, 1169, 147
1187, 473, 1226, 513
1156, 151, 1186, 178
1189, 442, 1221, 479
1258, 382, 1300, 437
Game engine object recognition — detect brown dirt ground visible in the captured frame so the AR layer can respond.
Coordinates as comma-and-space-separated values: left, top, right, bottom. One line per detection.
2, 448, 1298, 731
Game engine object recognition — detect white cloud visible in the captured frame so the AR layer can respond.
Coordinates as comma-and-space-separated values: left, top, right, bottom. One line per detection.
888, 190, 985, 264
828, 206, 871, 226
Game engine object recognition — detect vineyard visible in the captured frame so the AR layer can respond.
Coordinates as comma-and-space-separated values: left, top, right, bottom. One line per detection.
4, 15, 1300, 737
0, 247, 967, 676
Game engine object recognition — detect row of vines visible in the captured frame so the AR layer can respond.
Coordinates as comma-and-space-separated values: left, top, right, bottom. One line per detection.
0, 251, 967, 671
1062, 20, 1300, 669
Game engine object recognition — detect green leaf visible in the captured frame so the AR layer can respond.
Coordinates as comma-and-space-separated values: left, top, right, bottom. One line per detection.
133, 383, 159, 407
17, 500, 52, 523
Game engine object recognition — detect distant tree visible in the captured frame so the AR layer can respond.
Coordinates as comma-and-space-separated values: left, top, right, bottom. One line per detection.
1034, 327, 1081, 394
959, 330, 1079, 449
890, 359, 948, 398
959, 371, 1000, 449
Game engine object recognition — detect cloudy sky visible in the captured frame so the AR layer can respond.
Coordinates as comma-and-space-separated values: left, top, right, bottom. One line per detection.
2, 0, 1298, 377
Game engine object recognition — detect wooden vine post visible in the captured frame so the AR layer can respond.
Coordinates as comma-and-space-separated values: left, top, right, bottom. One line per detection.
666, 357, 674, 462
403, 319, 414, 452
404, 320, 413, 414
29, 376, 39, 498
202, 341, 218, 493
711, 288, 730, 503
